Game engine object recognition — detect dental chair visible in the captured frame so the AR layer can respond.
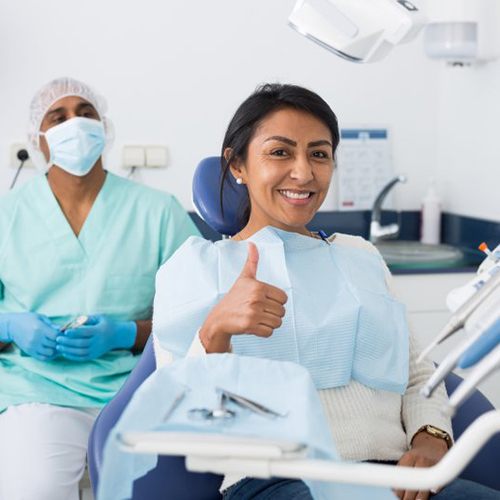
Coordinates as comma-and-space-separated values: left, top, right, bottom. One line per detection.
87, 156, 500, 498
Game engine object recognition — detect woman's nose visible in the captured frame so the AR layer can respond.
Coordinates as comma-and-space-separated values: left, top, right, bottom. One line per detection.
290, 155, 314, 183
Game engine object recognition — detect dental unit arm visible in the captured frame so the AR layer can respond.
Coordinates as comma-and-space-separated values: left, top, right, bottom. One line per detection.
420, 243, 500, 414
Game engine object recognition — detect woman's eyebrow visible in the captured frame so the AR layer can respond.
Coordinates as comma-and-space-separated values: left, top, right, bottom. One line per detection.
263, 136, 332, 148
264, 136, 297, 146
308, 140, 332, 148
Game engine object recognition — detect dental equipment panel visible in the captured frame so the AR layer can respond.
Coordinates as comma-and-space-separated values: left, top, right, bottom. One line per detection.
418, 255, 500, 363
420, 243, 500, 411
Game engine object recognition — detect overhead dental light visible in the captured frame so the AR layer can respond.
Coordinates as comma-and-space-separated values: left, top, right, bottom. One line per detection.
288, 0, 426, 63
288, 0, 500, 65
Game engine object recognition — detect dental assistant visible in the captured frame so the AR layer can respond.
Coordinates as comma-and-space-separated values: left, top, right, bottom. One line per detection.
0, 77, 199, 500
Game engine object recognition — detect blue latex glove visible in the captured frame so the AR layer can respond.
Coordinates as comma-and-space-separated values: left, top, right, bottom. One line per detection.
55, 314, 137, 361
0, 312, 59, 361
459, 318, 500, 368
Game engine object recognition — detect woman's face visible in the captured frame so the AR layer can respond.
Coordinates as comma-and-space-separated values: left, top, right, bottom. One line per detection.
231, 107, 334, 235
39, 96, 100, 161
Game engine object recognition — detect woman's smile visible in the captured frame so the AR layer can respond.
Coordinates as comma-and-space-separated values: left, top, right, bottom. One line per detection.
277, 189, 316, 206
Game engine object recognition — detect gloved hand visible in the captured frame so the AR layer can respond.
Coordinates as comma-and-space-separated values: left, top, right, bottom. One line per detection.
0, 312, 59, 361
55, 314, 137, 361
459, 318, 500, 368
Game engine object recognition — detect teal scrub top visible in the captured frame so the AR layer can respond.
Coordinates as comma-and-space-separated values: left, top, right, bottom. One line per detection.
0, 172, 200, 412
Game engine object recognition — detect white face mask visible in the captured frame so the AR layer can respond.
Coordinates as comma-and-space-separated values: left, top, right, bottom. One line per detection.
40, 117, 106, 176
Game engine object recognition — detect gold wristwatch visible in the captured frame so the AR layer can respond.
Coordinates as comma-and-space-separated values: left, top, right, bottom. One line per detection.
415, 424, 453, 449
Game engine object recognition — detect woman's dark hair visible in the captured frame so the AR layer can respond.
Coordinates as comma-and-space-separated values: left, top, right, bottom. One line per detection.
220, 83, 339, 227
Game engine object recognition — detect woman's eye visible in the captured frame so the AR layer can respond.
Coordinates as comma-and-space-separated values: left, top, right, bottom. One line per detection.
270, 149, 288, 157
52, 116, 65, 124
312, 151, 329, 159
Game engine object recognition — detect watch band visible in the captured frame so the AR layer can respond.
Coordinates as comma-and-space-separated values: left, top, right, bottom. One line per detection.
415, 424, 453, 449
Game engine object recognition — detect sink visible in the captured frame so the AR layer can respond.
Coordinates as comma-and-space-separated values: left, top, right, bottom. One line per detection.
375, 241, 465, 269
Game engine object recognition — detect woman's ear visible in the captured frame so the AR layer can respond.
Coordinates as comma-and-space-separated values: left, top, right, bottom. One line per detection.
223, 147, 232, 164
224, 147, 246, 184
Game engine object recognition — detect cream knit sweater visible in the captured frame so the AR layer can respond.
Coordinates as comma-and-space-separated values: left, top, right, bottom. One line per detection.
153, 233, 452, 467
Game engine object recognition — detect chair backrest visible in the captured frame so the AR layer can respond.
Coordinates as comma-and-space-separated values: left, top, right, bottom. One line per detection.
192, 156, 246, 236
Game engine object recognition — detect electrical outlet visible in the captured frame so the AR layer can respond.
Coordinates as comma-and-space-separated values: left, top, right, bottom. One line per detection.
9, 143, 34, 168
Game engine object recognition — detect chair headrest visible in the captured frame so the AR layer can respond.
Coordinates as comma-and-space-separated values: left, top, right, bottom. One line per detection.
192, 156, 248, 236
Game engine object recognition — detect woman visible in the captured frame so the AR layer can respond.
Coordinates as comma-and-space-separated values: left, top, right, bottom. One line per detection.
0, 77, 200, 500
152, 84, 499, 499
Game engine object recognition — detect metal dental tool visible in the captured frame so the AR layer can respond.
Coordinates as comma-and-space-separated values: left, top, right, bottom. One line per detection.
188, 388, 289, 422
445, 344, 500, 416
59, 315, 89, 333
417, 268, 500, 363
188, 391, 237, 422
216, 388, 289, 419
420, 291, 500, 398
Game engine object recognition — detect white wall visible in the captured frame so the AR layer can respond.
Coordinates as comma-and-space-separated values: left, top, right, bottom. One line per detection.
435, 61, 500, 220
0, 0, 440, 211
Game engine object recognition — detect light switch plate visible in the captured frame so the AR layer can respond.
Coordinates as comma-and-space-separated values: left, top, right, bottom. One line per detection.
122, 146, 146, 168
145, 146, 168, 168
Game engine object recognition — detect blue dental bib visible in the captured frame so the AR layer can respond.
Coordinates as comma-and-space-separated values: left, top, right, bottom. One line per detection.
153, 226, 409, 394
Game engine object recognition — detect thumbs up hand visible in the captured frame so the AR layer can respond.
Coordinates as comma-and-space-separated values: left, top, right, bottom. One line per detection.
200, 242, 288, 353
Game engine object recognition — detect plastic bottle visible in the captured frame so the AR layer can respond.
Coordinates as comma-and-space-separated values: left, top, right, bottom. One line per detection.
420, 179, 441, 245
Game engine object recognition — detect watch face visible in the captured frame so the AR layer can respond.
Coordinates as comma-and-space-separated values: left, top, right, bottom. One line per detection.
425, 425, 451, 446
428, 425, 445, 436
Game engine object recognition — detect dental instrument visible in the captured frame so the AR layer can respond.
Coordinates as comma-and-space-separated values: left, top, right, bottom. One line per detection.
59, 315, 88, 333
459, 318, 500, 368
217, 387, 288, 418
479, 242, 493, 259
420, 291, 500, 398
478, 242, 500, 273
445, 344, 500, 416
188, 388, 288, 421
188, 392, 236, 421
417, 267, 500, 363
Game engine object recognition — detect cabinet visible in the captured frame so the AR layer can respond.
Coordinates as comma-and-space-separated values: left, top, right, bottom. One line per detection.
392, 273, 499, 408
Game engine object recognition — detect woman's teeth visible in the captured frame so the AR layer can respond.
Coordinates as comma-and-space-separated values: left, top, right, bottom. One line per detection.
279, 190, 312, 199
